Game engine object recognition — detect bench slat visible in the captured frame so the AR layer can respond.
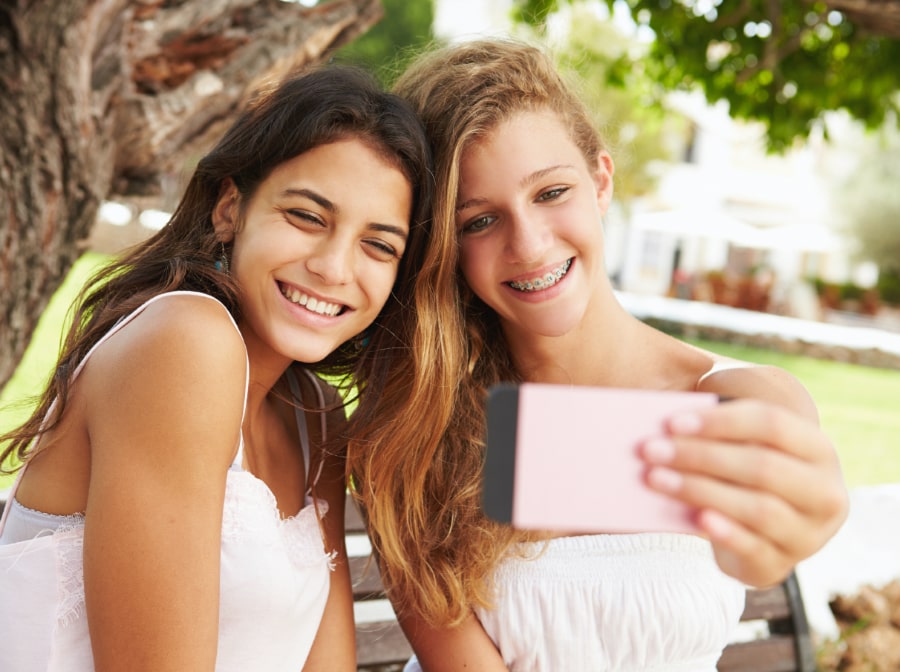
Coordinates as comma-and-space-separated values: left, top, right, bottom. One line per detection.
350, 555, 384, 600
716, 636, 799, 672
741, 583, 792, 621
356, 620, 412, 668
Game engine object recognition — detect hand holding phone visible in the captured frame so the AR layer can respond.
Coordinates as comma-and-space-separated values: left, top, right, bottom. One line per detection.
482, 383, 719, 534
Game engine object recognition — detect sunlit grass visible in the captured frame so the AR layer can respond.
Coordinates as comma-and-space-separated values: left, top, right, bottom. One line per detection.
0, 253, 110, 488
683, 338, 900, 487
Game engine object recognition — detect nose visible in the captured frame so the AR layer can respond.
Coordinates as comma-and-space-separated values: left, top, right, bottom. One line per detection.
506, 210, 552, 263
306, 235, 355, 285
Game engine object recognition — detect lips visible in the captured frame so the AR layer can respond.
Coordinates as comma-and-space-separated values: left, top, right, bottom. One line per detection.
506, 258, 572, 292
278, 283, 345, 316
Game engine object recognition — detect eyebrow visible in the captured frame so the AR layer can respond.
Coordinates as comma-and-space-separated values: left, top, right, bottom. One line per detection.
282, 188, 336, 212
281, 188, 408, 241
456, 164, 576, 212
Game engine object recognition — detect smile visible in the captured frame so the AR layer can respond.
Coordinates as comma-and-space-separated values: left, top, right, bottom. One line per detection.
279, 283, 345, 316
506, 258, 572, 292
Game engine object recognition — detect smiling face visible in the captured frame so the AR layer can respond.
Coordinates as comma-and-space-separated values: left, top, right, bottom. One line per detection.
214, 137, 412, 367
455, 109, 614, 341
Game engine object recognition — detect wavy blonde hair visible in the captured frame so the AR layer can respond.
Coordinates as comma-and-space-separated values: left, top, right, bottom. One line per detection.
346, 38, 607, 627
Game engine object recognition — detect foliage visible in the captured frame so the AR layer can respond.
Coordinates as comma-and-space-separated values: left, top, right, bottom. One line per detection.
542, 7, 681, 202
835, 127, 900, 274
512, 0, 900, 151
333, 0, 437, 86
877, 271, 900, 305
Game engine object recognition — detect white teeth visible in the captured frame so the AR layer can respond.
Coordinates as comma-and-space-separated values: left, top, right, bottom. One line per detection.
508, 259, 572, 292
280, 285, 342, 316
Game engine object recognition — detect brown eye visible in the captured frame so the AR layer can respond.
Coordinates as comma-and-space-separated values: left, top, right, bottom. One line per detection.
462, 215, 496, 234
537, 187, 568, 202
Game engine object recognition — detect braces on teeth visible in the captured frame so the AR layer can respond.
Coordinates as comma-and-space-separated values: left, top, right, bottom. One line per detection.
508, 259, 572, 292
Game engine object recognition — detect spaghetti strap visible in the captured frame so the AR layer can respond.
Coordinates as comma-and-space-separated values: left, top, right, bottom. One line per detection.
287, 368, 329, 490
0, 291, 250, 519
286, 371, 312, 489
695, 359, 753, 390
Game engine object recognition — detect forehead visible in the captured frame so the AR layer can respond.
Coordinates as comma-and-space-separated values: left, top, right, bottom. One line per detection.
458, 110, 584, 185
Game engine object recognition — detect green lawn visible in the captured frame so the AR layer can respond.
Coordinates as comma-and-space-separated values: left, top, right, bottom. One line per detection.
3, 257, 899, 490
0, 252, 109, 488
683, 338, 900, 488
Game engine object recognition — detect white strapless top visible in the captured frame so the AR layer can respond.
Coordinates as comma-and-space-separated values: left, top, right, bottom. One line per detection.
473, 533, 746, 672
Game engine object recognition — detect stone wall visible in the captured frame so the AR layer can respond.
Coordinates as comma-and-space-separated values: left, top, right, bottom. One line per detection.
643, 317, 900, 371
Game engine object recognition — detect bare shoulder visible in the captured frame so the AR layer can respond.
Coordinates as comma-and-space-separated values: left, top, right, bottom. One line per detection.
81, 292, 247, 466
696, 359, 818, 421
88, 293, 244, 380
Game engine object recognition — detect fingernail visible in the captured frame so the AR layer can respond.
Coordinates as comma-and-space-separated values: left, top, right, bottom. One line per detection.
642, 438, 675, 464
669, 412, 703, 435
701, 509, 733, 540
647, 467, 683, 493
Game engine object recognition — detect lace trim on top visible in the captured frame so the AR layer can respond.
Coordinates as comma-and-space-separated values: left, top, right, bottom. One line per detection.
54, 520, 87, 628
221, 470, 335, 570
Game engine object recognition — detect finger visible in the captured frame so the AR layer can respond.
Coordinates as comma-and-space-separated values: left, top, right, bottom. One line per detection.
696, 509, 794, 588
665, 399, 836, 465
641, 434, 839, 517
644, 465, 814, 556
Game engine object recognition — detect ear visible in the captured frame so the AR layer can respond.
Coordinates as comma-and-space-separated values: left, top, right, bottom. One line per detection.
590, 151, 615, 216
212, 178, 240, 242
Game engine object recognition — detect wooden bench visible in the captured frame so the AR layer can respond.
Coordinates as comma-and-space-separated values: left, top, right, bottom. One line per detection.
0, 494, 817, 671
346, 493, 817, 672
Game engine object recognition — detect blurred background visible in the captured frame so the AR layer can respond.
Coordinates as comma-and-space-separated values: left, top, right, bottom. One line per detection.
2, 1, 900, 665
5, 0, 898, 482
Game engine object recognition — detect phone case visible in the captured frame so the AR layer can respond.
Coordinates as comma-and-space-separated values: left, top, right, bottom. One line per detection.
483, 383, 718, 534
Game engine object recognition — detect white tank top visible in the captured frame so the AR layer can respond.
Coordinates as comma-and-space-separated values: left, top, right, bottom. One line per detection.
0, 291, 335, 671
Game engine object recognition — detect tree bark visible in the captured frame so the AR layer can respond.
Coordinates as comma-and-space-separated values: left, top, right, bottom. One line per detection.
819, 0, 900, 39
0, 0, 382, 389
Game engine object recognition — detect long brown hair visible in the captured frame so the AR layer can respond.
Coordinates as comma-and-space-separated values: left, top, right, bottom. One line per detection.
1, 65, 433, 473
346, 38, 608, 627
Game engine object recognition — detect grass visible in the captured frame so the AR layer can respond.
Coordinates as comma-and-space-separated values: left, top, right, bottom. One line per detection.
3, 256, 899, 491
683, 338, 900, 488
0, 252, 110, 489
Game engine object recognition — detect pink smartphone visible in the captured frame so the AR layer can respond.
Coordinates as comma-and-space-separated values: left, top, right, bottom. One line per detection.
482, 383, 719, 534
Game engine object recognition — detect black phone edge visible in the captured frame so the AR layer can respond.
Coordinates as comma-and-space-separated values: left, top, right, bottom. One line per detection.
482, 383, 519, 524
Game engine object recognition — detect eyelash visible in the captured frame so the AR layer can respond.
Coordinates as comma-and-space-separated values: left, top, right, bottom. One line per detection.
286, 210, 401, 260
365, 239, 400, 259
537, 186, 568, 202
460, 186, 570, 234
461, 215, 496, 234
287, 209, 324, 227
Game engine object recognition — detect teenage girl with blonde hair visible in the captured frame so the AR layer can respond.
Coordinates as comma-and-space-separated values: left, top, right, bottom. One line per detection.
347, 39, 848, 671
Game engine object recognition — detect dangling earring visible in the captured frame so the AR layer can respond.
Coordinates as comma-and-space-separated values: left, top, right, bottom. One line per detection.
352, 328, 372, 352
215, 242, 230, 274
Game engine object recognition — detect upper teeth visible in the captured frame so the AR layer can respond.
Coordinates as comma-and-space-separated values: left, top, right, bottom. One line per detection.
281, 285, 342, 316
508, 259, 572, 292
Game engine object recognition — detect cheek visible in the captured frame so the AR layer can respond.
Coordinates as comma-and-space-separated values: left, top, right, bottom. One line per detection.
366, 264, 401, 309
458, 244, 492, 297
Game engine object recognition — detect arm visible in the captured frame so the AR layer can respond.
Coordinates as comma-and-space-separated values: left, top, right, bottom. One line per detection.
302, 394, 355, 672
398, 609, 508, 672
81, 296, 246, 671
641, 365, 848, 587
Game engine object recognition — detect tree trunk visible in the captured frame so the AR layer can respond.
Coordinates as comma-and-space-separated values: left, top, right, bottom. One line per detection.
0, 0, 382, 389
820, 0, 900, 39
